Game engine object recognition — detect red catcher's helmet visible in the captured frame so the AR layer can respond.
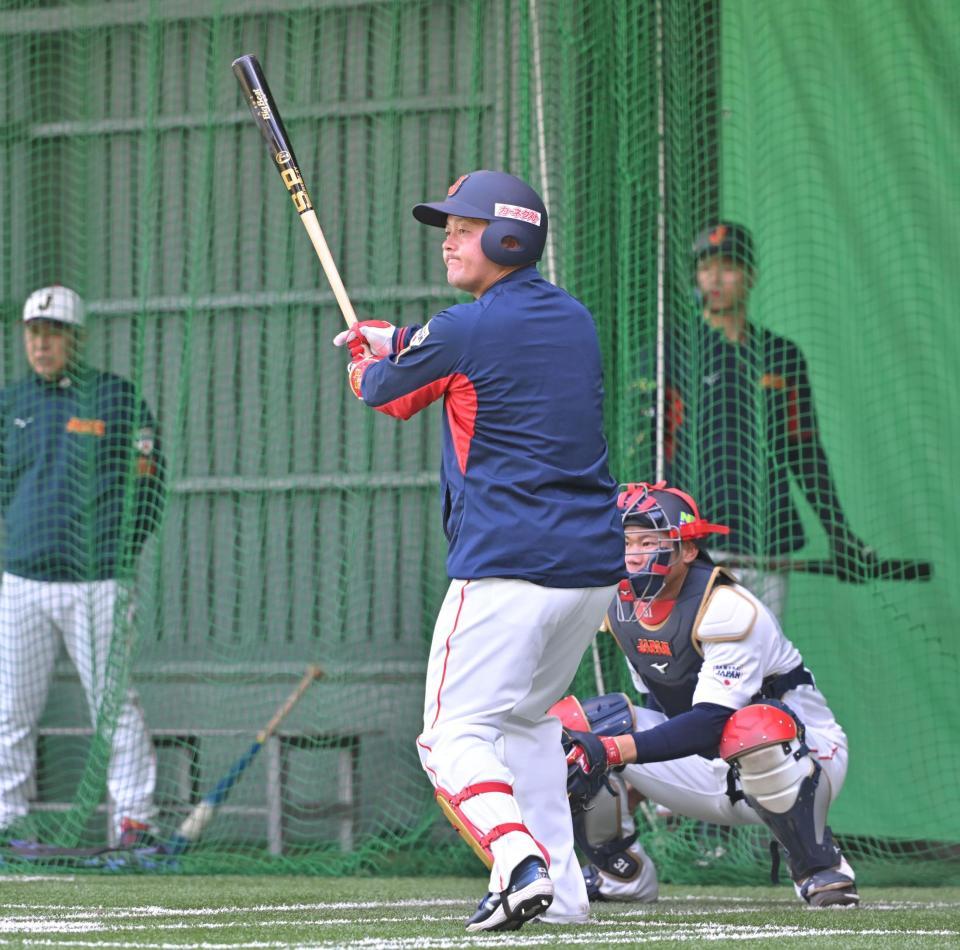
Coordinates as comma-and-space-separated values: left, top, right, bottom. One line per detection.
412, 170, 548, 267
617, 481, 729, 601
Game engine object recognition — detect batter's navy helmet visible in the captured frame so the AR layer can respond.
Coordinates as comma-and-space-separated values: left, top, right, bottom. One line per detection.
412, 170, 548, 266
692, 221, 755, 270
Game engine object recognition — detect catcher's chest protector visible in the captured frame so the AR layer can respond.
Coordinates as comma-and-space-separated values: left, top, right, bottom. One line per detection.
609, 562, 729, 718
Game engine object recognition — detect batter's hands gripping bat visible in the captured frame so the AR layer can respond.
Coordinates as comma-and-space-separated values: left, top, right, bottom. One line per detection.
232, 53, 357, 328
166, 664, 324, 854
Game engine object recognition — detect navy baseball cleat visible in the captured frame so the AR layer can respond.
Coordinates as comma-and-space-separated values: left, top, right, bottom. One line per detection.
799, 866, 860, 908
582, 862, 606, 902
465, 856, 554, 932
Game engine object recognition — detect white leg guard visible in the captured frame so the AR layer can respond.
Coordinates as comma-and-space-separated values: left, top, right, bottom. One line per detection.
721, 703, 858, 906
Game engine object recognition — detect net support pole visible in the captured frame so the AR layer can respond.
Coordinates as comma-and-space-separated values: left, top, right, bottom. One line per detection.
529, 0, 557, 283
655, 0, 667, 482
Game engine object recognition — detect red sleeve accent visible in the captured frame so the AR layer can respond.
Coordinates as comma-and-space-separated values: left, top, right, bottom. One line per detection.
371, 374, 478, 477
372, 375, 450, 419
445, 374, 477, 474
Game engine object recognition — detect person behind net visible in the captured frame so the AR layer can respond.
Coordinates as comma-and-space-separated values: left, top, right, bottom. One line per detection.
552, 481, 859, 908
0, 286, 166, 849
333, 171, 623, 931
635, 221, 877, 618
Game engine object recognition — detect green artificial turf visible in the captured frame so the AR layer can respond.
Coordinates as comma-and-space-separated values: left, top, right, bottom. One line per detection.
0, 875, 957, 948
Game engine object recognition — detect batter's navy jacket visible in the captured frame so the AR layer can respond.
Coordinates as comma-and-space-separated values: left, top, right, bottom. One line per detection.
0, 365, 166, 582
359, 266, 624, 588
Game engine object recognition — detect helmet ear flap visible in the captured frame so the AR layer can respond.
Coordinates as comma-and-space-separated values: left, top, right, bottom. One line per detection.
481, 219, 543, 266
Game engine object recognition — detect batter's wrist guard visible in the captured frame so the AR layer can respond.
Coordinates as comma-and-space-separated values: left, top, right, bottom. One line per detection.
347, 356, 376, 399
393, 325, 413, 352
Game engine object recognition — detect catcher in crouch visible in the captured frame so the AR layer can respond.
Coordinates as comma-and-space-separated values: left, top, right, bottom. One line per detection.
553, 481, 859, 908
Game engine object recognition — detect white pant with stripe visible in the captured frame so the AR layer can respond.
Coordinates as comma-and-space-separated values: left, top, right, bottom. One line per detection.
417, 577, 616, 923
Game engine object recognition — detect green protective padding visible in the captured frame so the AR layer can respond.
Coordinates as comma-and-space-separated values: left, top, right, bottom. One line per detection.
0, 0, 955, 885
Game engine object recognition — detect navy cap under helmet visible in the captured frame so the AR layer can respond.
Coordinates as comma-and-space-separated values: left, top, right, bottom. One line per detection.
692, 221, 755, 270
413, 170, 548, 267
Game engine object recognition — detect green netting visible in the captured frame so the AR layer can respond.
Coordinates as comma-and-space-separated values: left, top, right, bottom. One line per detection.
0, 0, 956, 887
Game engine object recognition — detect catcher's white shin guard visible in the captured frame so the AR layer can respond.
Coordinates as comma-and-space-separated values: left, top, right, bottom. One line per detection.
721, 702, 858, 907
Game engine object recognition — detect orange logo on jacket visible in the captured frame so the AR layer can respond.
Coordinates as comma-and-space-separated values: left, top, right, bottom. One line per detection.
66, 417, 105, 436
636, 638, 672, 656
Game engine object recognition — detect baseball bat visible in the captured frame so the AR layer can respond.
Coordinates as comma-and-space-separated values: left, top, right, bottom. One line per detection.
166, 664, 324, 854
231, 53, 357, 328
722, 557, 932, 582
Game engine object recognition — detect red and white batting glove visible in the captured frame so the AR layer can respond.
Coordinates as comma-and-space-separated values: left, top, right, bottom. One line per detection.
333, 320, 399, 360
333, 328, 371, 362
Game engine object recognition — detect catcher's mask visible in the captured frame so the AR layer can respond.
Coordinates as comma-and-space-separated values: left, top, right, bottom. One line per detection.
616, 481, 729, 607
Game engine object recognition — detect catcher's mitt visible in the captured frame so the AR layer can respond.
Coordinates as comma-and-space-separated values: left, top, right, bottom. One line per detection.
564, 729, 617, 814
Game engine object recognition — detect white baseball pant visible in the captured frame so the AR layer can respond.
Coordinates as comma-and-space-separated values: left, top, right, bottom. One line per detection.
0, 573, 157, 837
417, 577, 616, 924
590, 702, 849, 901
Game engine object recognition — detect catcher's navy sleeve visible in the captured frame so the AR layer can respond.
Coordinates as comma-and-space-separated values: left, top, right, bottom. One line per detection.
630, 702, 734, 763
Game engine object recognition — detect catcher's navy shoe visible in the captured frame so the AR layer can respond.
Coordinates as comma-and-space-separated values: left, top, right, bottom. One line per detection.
582, 863, 606, 902
465, 856, 554, 932
799, 865, 860, 908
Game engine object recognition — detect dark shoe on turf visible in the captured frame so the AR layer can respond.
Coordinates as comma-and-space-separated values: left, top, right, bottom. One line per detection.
1, 818, 37, 846
582, 862, 606, 902
466, 856, 554, 932
799, 866, 860, 908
